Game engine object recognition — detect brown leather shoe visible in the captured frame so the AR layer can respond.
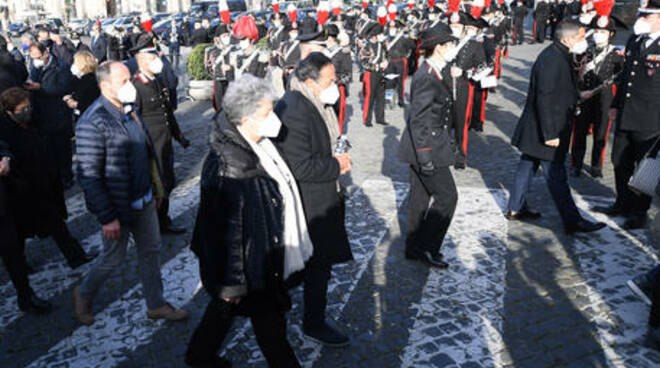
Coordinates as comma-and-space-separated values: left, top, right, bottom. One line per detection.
147, 303, 189, 321
73, 286, 95, 326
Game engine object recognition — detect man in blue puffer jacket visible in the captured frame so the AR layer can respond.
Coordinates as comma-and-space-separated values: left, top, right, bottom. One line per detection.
72, 61, 189, 326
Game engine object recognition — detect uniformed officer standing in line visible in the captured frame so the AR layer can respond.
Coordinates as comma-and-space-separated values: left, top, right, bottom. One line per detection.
359, 23, 389, 127
385, 20, 417, 108
399, 25, 458, 269
534, 0, 551, 43
132, 37, 187, 234
594, 1, 660, 229
446, 12, 489, 168
324, 25, 353, 132
278, 24, 302, 83
512, 0, 528, 45
206, 26, 234, 112
268, 12, 289, 51
570, 13, 622, 178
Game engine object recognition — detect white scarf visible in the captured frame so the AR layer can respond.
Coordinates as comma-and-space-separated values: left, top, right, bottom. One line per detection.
242, 134, 314, 279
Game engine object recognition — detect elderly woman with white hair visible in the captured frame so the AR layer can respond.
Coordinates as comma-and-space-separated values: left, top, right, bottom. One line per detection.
185, 74, 310, 368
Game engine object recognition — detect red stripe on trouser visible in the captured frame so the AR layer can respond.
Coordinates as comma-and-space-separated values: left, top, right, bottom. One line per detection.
402, 58, 408, 97
495, 48, 501, 79
480, 90, 487, 125
363, 71, 371, 124
339, 85, 346, 133
463, 84, 475, 155
600, 120, 612, 167
212, 80, 218, 112
512, 25, 516, 42
570, 117, 577, 154
533, 21, 537, 41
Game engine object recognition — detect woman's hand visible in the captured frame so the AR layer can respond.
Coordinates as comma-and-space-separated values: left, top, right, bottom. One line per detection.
63, 95, 78, 109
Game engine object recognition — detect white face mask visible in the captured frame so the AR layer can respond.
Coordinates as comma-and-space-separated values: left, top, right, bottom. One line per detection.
450, 27, 462, 38
240, 39, 250, 49
255, 111, 282, 138
70, 63, 83, 78
149, 56, 164, 74
7, 43, 14, 52
466, 29, 477, 37
319, 83, 340, 105
32, 58, 45, 68
593, 32, 609, 46
429, 14, 437, 22
377, 34, 387, 42
221, 36, 230, 45
443, 44, 458, 62
389, 29, 397, 37
570, 39, 588, 54
117, 81, 137, 104
634, 18, 652, 35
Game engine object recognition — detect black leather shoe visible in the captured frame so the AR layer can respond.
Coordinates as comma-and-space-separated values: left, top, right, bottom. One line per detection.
184, 355, 232, 368
565, 219, 606, 234
505, 209, 541, 221
623, 215, 647, 230
590, 167, 603, 178
365, 122, 373, 127
161, 221, 187, 234
303, 322, 350, 347
454, 161, 466, 170
376, 121, 389, 126
18, 291, 53, 315
648, 326, 660, 351
406, 250, 448, 268
592, 204, 626, 216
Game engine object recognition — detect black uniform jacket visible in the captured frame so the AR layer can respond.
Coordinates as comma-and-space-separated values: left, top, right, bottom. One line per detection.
612, 34, 660, 135
511, 41, 578, 162
399, 59, 456, 168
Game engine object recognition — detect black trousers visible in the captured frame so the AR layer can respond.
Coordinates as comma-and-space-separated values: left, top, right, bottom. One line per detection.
534, 17, 547, 43
611, 130, 659, 216
513, 21, 525, 44
0, 214, 31, 299
303, 258, 332, 328
45, 132, 73, 186
453, 81, 473, 163
362, 71, 385, 125
571, 97, 613, 170
651, 269, 660, 328
187, 296, 300, 368
405, 166, 458, 255
470, 87, 487, 130
390, 59, 408, 104
213, 79, 229, 112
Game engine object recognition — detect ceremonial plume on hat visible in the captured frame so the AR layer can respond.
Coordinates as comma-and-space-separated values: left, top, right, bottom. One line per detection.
232, 15, 259, 40
219, 0, 231, 24
470, 0, 485, 18
331, 0, 342, 16
388, 3, 398, 21
448, 0, 461, 23
408, 0, 416, 9
377, 5, 388, 26
288, 3, 298, 23
140, 12, 153, 32
593, 0, 614, 27
317, 1, 330, 25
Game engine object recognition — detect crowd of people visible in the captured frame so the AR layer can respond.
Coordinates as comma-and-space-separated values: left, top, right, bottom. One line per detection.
1, 0, 660, 366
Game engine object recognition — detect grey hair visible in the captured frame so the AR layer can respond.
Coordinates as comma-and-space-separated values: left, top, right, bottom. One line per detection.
221, 74, 277, 125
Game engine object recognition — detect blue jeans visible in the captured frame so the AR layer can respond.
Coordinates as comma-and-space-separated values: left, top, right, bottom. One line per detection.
507, 154, 581, 225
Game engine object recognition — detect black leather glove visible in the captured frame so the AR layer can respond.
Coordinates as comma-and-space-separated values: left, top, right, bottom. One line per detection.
420, 162, 435, 176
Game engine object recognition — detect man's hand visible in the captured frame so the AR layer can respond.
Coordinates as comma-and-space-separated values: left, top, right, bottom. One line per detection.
102, 219, 121, 240
379, 60, 388, 70
24, 81, 41, 91
451, 66, 463, 78
0, 157, 10, 176
608, 108, 618, 123
421, 162, 435, 176
222, 64, 231, 72
222, 297, 241, 304
579, 90, 594, 100
335, 153, 352, 175
545, 138, 560, 147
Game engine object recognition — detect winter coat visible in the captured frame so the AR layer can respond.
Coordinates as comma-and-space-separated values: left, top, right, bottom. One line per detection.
29, 55, 74, 134
191, 112, 290, 310
0, 111, 67, 239
71, 73, 101, 117
275, 90, 353, 265
0, 51, 28, 94
511, 41, 578, 162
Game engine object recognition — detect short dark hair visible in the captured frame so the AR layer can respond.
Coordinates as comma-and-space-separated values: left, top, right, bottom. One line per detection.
555, 19, 583, 42
28, 42, 47, 55
1, 87, 30, 112
294, 52, 333, 82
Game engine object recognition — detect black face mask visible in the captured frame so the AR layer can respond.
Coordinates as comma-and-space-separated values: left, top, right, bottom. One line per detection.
40, 39, 53, 48
9, 107, 32, 125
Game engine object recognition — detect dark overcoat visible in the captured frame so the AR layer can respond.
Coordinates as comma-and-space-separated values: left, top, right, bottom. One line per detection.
275, 90, 353, 265
511, 41, 578, 162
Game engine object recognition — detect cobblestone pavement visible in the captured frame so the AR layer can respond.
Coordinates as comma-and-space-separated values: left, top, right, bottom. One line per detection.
2, 31, 660, 368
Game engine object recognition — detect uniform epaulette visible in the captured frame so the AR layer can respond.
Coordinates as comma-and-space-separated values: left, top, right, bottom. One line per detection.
134, 72, 150, 84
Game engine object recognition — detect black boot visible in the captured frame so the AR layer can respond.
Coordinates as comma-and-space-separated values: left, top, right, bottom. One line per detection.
185, 299, 234, 368
17, 289, 53, 314
57, 239, 95, 269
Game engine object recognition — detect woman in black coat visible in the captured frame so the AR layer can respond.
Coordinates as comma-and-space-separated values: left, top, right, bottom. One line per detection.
275, 53, 353, 346
186, 75, 304, 368
398, 27, 458, 269
63, 50, 101, 119
0, 88, 93, 270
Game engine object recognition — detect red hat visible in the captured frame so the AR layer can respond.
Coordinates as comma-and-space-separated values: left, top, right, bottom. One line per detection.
429, 0, 436, 8
232, 16, 259, 40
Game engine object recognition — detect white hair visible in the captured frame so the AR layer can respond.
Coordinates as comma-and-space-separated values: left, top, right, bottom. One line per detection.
222, 74, 277, 125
